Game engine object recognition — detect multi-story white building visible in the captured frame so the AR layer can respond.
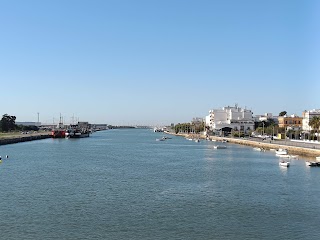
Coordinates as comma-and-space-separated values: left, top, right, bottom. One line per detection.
302, 109, 320, 131
253, 113, 279, 124
206, 104, 254, 134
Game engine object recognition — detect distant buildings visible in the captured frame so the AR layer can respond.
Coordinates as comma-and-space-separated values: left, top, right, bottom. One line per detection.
16, 122, 41, 126
205, 104, 254, 134
92, 124, 109, 131
302, 109, 320, 131
253, 113, 279, 124
278, 114, 302, 130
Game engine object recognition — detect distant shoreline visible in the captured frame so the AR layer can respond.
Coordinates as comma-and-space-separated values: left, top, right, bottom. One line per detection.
167, 132, 320, 159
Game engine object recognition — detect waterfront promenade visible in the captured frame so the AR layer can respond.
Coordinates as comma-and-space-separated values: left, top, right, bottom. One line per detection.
169, 132, 320, 158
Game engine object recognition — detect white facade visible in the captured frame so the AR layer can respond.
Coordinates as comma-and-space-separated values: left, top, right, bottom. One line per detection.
302, 109, 320, 131
253, 113, 279, 124
206, 104, 254, 133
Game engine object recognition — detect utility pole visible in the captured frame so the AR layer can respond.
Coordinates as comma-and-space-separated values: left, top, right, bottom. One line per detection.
37, 112, 40, 126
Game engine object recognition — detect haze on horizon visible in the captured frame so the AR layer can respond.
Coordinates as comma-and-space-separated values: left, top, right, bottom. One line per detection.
1, 0, 319, 126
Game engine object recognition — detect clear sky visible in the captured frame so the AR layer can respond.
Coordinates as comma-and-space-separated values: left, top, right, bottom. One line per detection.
0, 0, 319, 125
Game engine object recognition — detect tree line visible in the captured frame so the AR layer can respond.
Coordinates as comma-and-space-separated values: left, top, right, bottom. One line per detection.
0, 114, 39, 132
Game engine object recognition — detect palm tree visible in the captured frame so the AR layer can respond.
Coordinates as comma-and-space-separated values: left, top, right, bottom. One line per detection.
309, 116, 320, 141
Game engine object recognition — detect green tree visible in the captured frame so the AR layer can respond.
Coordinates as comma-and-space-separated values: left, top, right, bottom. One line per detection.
309, 116, 320, 141
279, 111, 287, 116
0, 114, 17, 132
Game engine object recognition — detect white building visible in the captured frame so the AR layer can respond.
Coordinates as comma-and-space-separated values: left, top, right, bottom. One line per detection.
253, 113, 279, 124
206, 104, 254, 134
302, 109, 320, 131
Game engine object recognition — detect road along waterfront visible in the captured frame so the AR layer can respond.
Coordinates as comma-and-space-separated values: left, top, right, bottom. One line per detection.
170, 132, 320, 158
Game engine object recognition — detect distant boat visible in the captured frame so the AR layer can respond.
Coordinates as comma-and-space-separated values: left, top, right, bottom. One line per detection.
275, 149, 288, 155
194, 139, 200, 143
279, 159, 290, 167
316, 156, 320, 162
214, 145, 227, 149
306, 161, 318, 167
51, 129, 65, 138
253, 147, 265, 152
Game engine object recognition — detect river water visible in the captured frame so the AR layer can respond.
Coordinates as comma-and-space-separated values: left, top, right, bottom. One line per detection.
0, 129, 319, 240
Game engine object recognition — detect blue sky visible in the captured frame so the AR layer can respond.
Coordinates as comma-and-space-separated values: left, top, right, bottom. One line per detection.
0, 0, 319, 125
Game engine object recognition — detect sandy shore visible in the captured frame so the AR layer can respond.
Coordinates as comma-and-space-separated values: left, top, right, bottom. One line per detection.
167, 132, 320, 159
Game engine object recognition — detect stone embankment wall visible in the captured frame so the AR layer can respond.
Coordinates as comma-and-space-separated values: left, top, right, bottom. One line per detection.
0, 133, 51, 146
170, 132, 320, 158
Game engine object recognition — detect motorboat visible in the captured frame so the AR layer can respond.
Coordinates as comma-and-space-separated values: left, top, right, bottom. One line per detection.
279, 160, 290, 167
253, 147, 262, 151
253, 147, 266, 152
214, 145, 227, 149
194, 139, 200, 143
275, 148, 288, 155
306, 161, 318, 167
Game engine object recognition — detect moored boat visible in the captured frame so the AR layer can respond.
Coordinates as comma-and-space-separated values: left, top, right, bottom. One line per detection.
279, 160, 290, 167
275, 148, 288, 155
253, 147, 265, 152
65, 124, 90, 138
214, 145, 227, 149
51, 129, 66, 138
306, 161, 318, 167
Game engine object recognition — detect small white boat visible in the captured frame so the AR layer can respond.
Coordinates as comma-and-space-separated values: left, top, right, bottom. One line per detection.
276, 154, 290, 158
279, 160, 290, 167
253, 147, 262, 151
214, 145, 227, 149
275, 148, 288, 155
194, 139, 200, 143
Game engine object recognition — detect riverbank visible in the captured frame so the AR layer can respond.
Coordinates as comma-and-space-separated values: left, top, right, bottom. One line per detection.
0, 132, 51, 146
168, 132, 320, 158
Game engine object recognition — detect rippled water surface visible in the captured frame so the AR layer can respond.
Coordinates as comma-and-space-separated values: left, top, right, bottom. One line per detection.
1, 129, 320, 239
